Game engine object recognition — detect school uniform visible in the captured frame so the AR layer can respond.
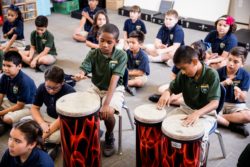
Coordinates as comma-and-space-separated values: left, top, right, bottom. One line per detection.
0, 148, 54, 167
30, 30, 57, 56
123, 19, 147, 37
156, 24, 184, 46
30, 83, 75, 143
168, 63, 220, 138
204, 30, 238, 55
80, 48, 127, 112
217, 66, 250, 113
127, 49, 150, 85
0, 70, 36, 123
82, 6, 102, 32
86, 27, 98, 44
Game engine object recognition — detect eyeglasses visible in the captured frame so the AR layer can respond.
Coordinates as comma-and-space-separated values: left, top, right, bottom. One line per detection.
45, 84, 62, 91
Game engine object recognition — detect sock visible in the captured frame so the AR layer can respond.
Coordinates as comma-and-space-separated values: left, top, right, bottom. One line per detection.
148, 55, 163, 62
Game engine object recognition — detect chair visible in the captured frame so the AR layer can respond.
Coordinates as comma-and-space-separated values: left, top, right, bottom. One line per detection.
203, 84, 227, 165
116, 101, 134, 155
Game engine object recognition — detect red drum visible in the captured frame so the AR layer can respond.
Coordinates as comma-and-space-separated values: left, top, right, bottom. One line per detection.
161, 114, 204, 167
134, 104, 166, 167
56, 92, 101, 167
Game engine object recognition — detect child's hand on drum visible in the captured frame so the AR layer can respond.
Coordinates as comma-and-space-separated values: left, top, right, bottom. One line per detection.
100, 105, 114, 120
72, 71, 87, 81
182, 112, 200, 127
157, 91, 171, 110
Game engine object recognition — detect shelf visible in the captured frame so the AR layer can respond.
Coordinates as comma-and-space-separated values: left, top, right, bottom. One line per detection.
3, 1, 36, 8
24, 17, 36, 21
22, 9, 37, 13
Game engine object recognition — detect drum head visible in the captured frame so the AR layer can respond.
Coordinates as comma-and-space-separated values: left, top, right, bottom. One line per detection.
134, 104, 166, 124
162, 114, 204, 141
56, 92, 100, 117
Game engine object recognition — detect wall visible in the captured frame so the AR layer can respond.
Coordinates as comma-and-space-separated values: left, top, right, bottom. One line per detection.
229, 0, 250, 24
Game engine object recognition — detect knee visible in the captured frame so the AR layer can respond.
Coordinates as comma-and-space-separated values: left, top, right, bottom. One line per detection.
3, 116, 13, 125
242, 110, 250, 122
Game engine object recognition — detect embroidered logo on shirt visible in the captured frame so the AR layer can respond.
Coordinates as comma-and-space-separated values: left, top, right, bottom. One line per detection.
13, 85, 19, 94
233, 80, 241, 86
136, 25, 141, 31
220, 43, 225, 49
42, 39, 47, 44
135, 60, 141, 66
109, 60, 118, 69
170, 34, 174, 40
200, 84, 209, 94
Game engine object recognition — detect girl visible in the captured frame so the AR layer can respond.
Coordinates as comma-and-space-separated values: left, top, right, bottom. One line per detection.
1, 4, 25, 53
204, 15, 238, 69
86, 10, 109, 49
0, 119, 54, 167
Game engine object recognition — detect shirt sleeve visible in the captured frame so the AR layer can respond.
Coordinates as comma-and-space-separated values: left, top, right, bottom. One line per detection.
33, 85, 44, 107
240, 70, 250, 91
224, 34, 238, 52
206, 68, 221, 101
173, 28, 184, 44
156, 26, 163, 41
16, 80, 33, 104
112, 51, 128, 77
169, 72, 182, 95
45, 33, 55, 49
2, 21, 8, 34
0, 76, 7, 94
86, 28, 96, 43
13, 21, 24, 38
204, 31, 213, 44
79, 50, 93, 74
172, 65, 180, 75
137, 53, 150, 75
123, 19, 129, 32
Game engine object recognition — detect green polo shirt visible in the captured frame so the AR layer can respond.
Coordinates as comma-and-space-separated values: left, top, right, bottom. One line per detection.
30, 30, 57, 55
80, 48, 127, 90
169, 63, 220, 110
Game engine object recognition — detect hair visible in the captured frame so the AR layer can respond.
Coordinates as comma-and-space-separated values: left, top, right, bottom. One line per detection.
8, 4, 23, 22
91, 10, 109, 36
88, 0, 99, 2
230, 46, 248, 63
35, 15, 48, 27
130, 5, 141, 13
173, 45, 198, 65
128, 30, 145, 43
165, 9, 179, 19
191, 40, 207, 62
44, 66, 65, 83
13, 119, 44, 150
98, 23, 119, 40
215, 15, 237, 34
3, 51, 22, 66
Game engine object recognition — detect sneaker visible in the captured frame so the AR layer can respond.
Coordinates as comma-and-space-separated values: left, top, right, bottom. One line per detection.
229, 123, 249, 137
36, 64, 51, 72
148, 94, 161, 103
125, 86, 136, 96
46, 143, 60, 160
103, 132, 115, 157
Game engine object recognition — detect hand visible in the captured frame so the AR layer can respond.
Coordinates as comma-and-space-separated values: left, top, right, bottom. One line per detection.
40, 122, 50, 134
182, 112, 200, 127
223, 78, 233, 86
99, 105, 114, 120
42, 131, 50, 140
82, 11, 89, 19
159, 44, 167, 49
157, 91, 170, 110
169, 94, 179, 104
234, 86, 241, 100
30, 59, 37, 68
72, 72, 87, 81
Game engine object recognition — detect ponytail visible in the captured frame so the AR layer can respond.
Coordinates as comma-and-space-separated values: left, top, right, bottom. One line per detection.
8, 4, 24, 22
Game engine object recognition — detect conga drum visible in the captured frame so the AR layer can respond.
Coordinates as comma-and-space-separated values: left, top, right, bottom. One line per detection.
134, 104, 166, 167
56, 92, 101, 167
161, 114, 204, 167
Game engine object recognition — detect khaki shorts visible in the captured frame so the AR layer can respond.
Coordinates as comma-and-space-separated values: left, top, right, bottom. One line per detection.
1, 99, 31, 123
167, 104, 217, 141
222, 102, 250, 114
129, 75, 148, 85
87, 84, 125, 113
22, 112, 60, 144
2, 40, 26, 51
33, 53, 57, 65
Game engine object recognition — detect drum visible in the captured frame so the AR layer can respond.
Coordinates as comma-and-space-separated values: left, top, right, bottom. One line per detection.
56, 92, 101, 167
161, 114, 204, 167
134, 104, 166, 167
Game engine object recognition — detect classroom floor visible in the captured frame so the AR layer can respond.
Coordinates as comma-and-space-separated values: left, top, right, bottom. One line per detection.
0, 11, 250, 167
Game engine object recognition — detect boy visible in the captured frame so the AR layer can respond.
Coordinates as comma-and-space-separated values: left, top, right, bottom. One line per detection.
29, 66, 75, 144
73, 23, 127, 157
144, 9, 184, 65
0, 51, 36, 135
157, 46, 220, 162
123, 5, 147, 49
73, 0, 101, 42
217, 46, 250, 137
125, 30, 150, 96
19, 15, 57, 72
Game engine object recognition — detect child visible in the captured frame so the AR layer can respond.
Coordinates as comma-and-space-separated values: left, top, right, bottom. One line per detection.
0, 51, 36, 135
144, 9, 184, 64
204, 15, 238, 69
217, 47, 250, 137
73, 0, 101, 42
19, 15, 57, 72
0, 119, 54, 167
86, 10, 109, 49
149, 40, 207, 105
1, 4, 25, 53
125, 30, 150, 96
73, 23, 127, 157
157, 45, 220, 162
123, 5, 147, 49
28, 66, 75, 144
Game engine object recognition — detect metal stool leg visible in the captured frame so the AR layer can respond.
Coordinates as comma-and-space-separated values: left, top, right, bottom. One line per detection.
118, 115, 122, 155
215, 130, 226, 158
123, 105, 134, 130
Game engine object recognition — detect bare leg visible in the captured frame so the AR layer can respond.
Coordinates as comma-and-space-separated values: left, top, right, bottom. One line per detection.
128, 78, 144, 87
19, 51, 32, 65
72, 34, 87, 42
37, 55, 56, 65
221, 110, 250, 124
